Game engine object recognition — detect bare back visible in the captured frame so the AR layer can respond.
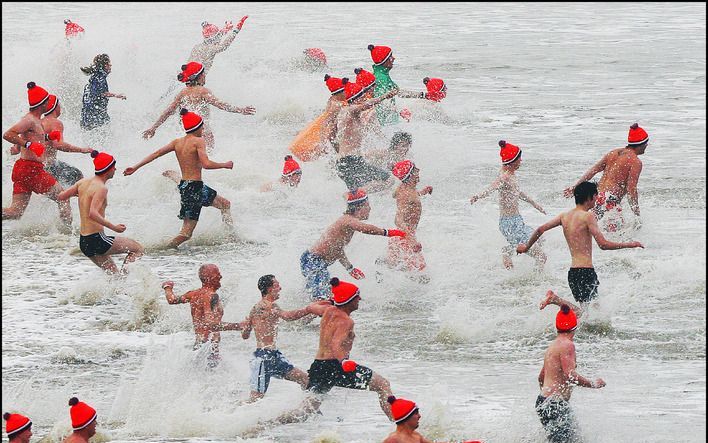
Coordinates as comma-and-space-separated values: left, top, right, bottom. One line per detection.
598, 148, 642, 199
183, 287, 224, 342
174, 134, 205, 181
247, 299, 281, 349
309, 215, 357, 263
540, 336, 577, 401
315, 306, 354, 360
559, 208, 595, 268
394, 185, 422, 233
177, 86, 212, 119
77, 177, 108, 235
189, 43, 217, 73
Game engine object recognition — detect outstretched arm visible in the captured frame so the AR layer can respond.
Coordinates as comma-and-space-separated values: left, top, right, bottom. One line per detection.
162, 282, 192, 304
57, 182, 80, 201
213, 16, 248, 53
123, 140, 176, 175
143, 95, 181, 138
397, 89, 426, 99
517, 215, 561, 253
470, 178, 502, 204
204, 92, 255, 115
519, 190, 546, 214
197, 142, 233, 170
626, 161, 643, 216
241, 306, 255, 339
588, 214, 643, 250
563, 153, 609, 197
276, 304, 311, 321
352, 88, 399, 114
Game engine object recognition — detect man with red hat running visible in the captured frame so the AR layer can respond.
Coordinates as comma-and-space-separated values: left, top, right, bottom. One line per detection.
319, 74, 347, 154
386, 160, 432, 276
368, 44, 427, 126
563, 123, 650, 231
190, 16, 248, 75
422, 77, 447, 102
3, 82, 73, 231
469, 141, 547, 270
58, 150, 144, 274
517, 181, 644, 305
126, 108, 233, 248
382, 396, 482, 443
40, 94, 93, 187
536, 302, 604, 443
143, 61, 255, 150
261, 155, 303, 191
63, 397, 97, 443
335, 78, 398, 192
300, 188, 406, 300
3, 412, 32, 443
304, 278, 396, 420
162, 264, 246, 367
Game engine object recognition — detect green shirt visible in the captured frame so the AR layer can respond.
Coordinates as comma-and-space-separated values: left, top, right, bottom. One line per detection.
372, 64, 399, 126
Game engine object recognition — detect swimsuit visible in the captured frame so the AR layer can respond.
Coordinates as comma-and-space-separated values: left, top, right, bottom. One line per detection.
300, 251, 331, 300
335, 155, 391, 190
535, 395, 580, 443
387, 237, 426, 271
249, 348, 295, 394
498, 214, 534, 247
177, 180, 217, 221
45, 160, 83, 188
306, 359, 373, 394
11, 158, 57, 195
594, 191, 624, 232
567, 268, 599, 303
80, 70, 110, 130
79, 232, 114, 257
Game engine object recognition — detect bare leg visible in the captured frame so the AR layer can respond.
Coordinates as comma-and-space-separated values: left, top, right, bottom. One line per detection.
248, 391, 265, 403
284, 367, 309, 390
368, 372, 394, 420
528, 243, 547, 270
168, 219, 198, 249
540, 290, 583, 318
47, 184, 72, 232
211, 195, 233, 226
502, 246, 514, 269
89, 254, 120, 274
105, 235, 145, 273
2, 193, 31, 220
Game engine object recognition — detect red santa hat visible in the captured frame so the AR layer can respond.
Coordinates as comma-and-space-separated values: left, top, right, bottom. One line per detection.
346, 188, 368, 205
201, 21, 220, 39
68, 397, 97, 431
392, 160, 415, 182
556, 305, 578, 333
368, 44, 393, 66
343, 78, 365, 103
27, 82, 49, 109
180, 108, 204, 133
423, 77, 447, 102
329, 278, 360, 306
387, 396, 419, 424
282, 155, 301, 177
324, 74, 345, 95
354, 68, 376, 92
499, 140, 522, 165
44, 94, 60, 116
627, 123, 649, 146
64, 19, 85, 38
91, 150, 116, 174
3, 412, 32, 438
177, 62, 205, 83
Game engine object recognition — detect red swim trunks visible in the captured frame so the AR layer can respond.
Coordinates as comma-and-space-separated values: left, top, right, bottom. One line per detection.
11, 158, 57, 195
387, 237, 426, 272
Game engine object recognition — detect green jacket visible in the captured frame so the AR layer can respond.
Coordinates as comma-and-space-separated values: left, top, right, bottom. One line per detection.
372, 64, 399, 125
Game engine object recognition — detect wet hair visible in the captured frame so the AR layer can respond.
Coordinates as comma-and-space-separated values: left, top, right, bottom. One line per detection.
345, 200, 368, 215
390, 131, 412, 150
258, 274, 276, 296
574, 181, 598, 205
81, 54, 110, 75
68, 397, 80, 406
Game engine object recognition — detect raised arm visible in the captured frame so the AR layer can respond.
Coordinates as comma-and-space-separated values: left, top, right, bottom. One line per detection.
197, 142, 233, 170
470, 177, 502, 204
588, 213, 643, 250
57, 181, 80, 201
213, 16, 248, 53
123, 140, 176, 176
626, 161, 643, 216
275, 304, 311, 321
143, 95, 181, 138
563, 153, 609, 197
517, 214, 562, 253
352, 88, 399, 114
162, 282, 192, 304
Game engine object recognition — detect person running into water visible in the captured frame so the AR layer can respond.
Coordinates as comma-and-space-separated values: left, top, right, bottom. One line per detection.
3, 83, 73, 232
190, 17, 248, 75
469, 141, 547, 269
385, 160, 431, 276
126, 109, 233, 248
40, 94, 93, 187
143, 61, 255, 150
320, 74, 347, 154
382, 397, 482, 443
563, 123, 649, 231
517, 181, 644, 305
367, 44, 427, 126
63, 397, 97, 443
58, 151, 144, 274
162, 264, 245, 367
241, 274, 328, 402
260, 155, 302, 192
80, 54, 126, 134
335, 79, 398, 192
536, 303, 605, 443
3, 412, 32, 443
301, 188, 406, 299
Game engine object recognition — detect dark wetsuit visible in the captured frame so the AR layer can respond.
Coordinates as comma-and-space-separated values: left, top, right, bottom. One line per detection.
81, 70, 110, 130
178, 180, 217, 221
306, 359, 373, 394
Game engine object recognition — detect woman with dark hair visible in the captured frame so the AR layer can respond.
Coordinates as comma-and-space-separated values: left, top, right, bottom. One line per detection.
80, 54, 126, 131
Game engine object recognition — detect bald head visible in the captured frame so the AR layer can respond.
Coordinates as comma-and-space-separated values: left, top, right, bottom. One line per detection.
198, 264, 221, 287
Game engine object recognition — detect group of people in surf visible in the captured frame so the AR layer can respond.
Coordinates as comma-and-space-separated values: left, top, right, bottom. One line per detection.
3, 15, 650, 443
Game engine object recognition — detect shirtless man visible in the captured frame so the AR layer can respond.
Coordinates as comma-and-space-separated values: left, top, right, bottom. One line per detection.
57, 151, 144, 274
162, 264, 245, 367
536, 302, 605, 443
563, 123, 649, 231
320, 74, 347, 153
335, 78, 398, 193
305, 278, 395, 419
386, 160, 431, 275
241, 275, 328, 401
517, 181, 644, 305
126, 108, 233, 248
63, 397, 98, 443
3, 412, 32, 443
190, 17, 248, 75
382, 396, 481, 443
300, 188, 406, 300
41, 94, 93, 187
3, 82, 72, 230
143, 62, 255, 150
470, 141, 547, 269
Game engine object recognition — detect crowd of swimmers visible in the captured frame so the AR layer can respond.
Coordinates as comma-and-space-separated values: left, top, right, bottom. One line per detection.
2, 15, 651, 443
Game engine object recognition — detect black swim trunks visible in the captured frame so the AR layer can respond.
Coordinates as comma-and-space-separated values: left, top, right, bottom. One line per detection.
568, 267, 599, 303
178, 180, 217, 221
535, 395, 580, 443
79, 232, 114, 257
335, 155, 390, 190
306, 359, 373, 394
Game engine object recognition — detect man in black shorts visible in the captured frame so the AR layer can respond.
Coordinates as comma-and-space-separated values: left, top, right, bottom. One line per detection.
518, 181, 643, 305
124, 108, 233, 248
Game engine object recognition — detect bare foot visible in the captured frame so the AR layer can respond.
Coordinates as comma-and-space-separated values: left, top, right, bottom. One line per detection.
503, 255, 513, 270
539, 290, 557, 310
